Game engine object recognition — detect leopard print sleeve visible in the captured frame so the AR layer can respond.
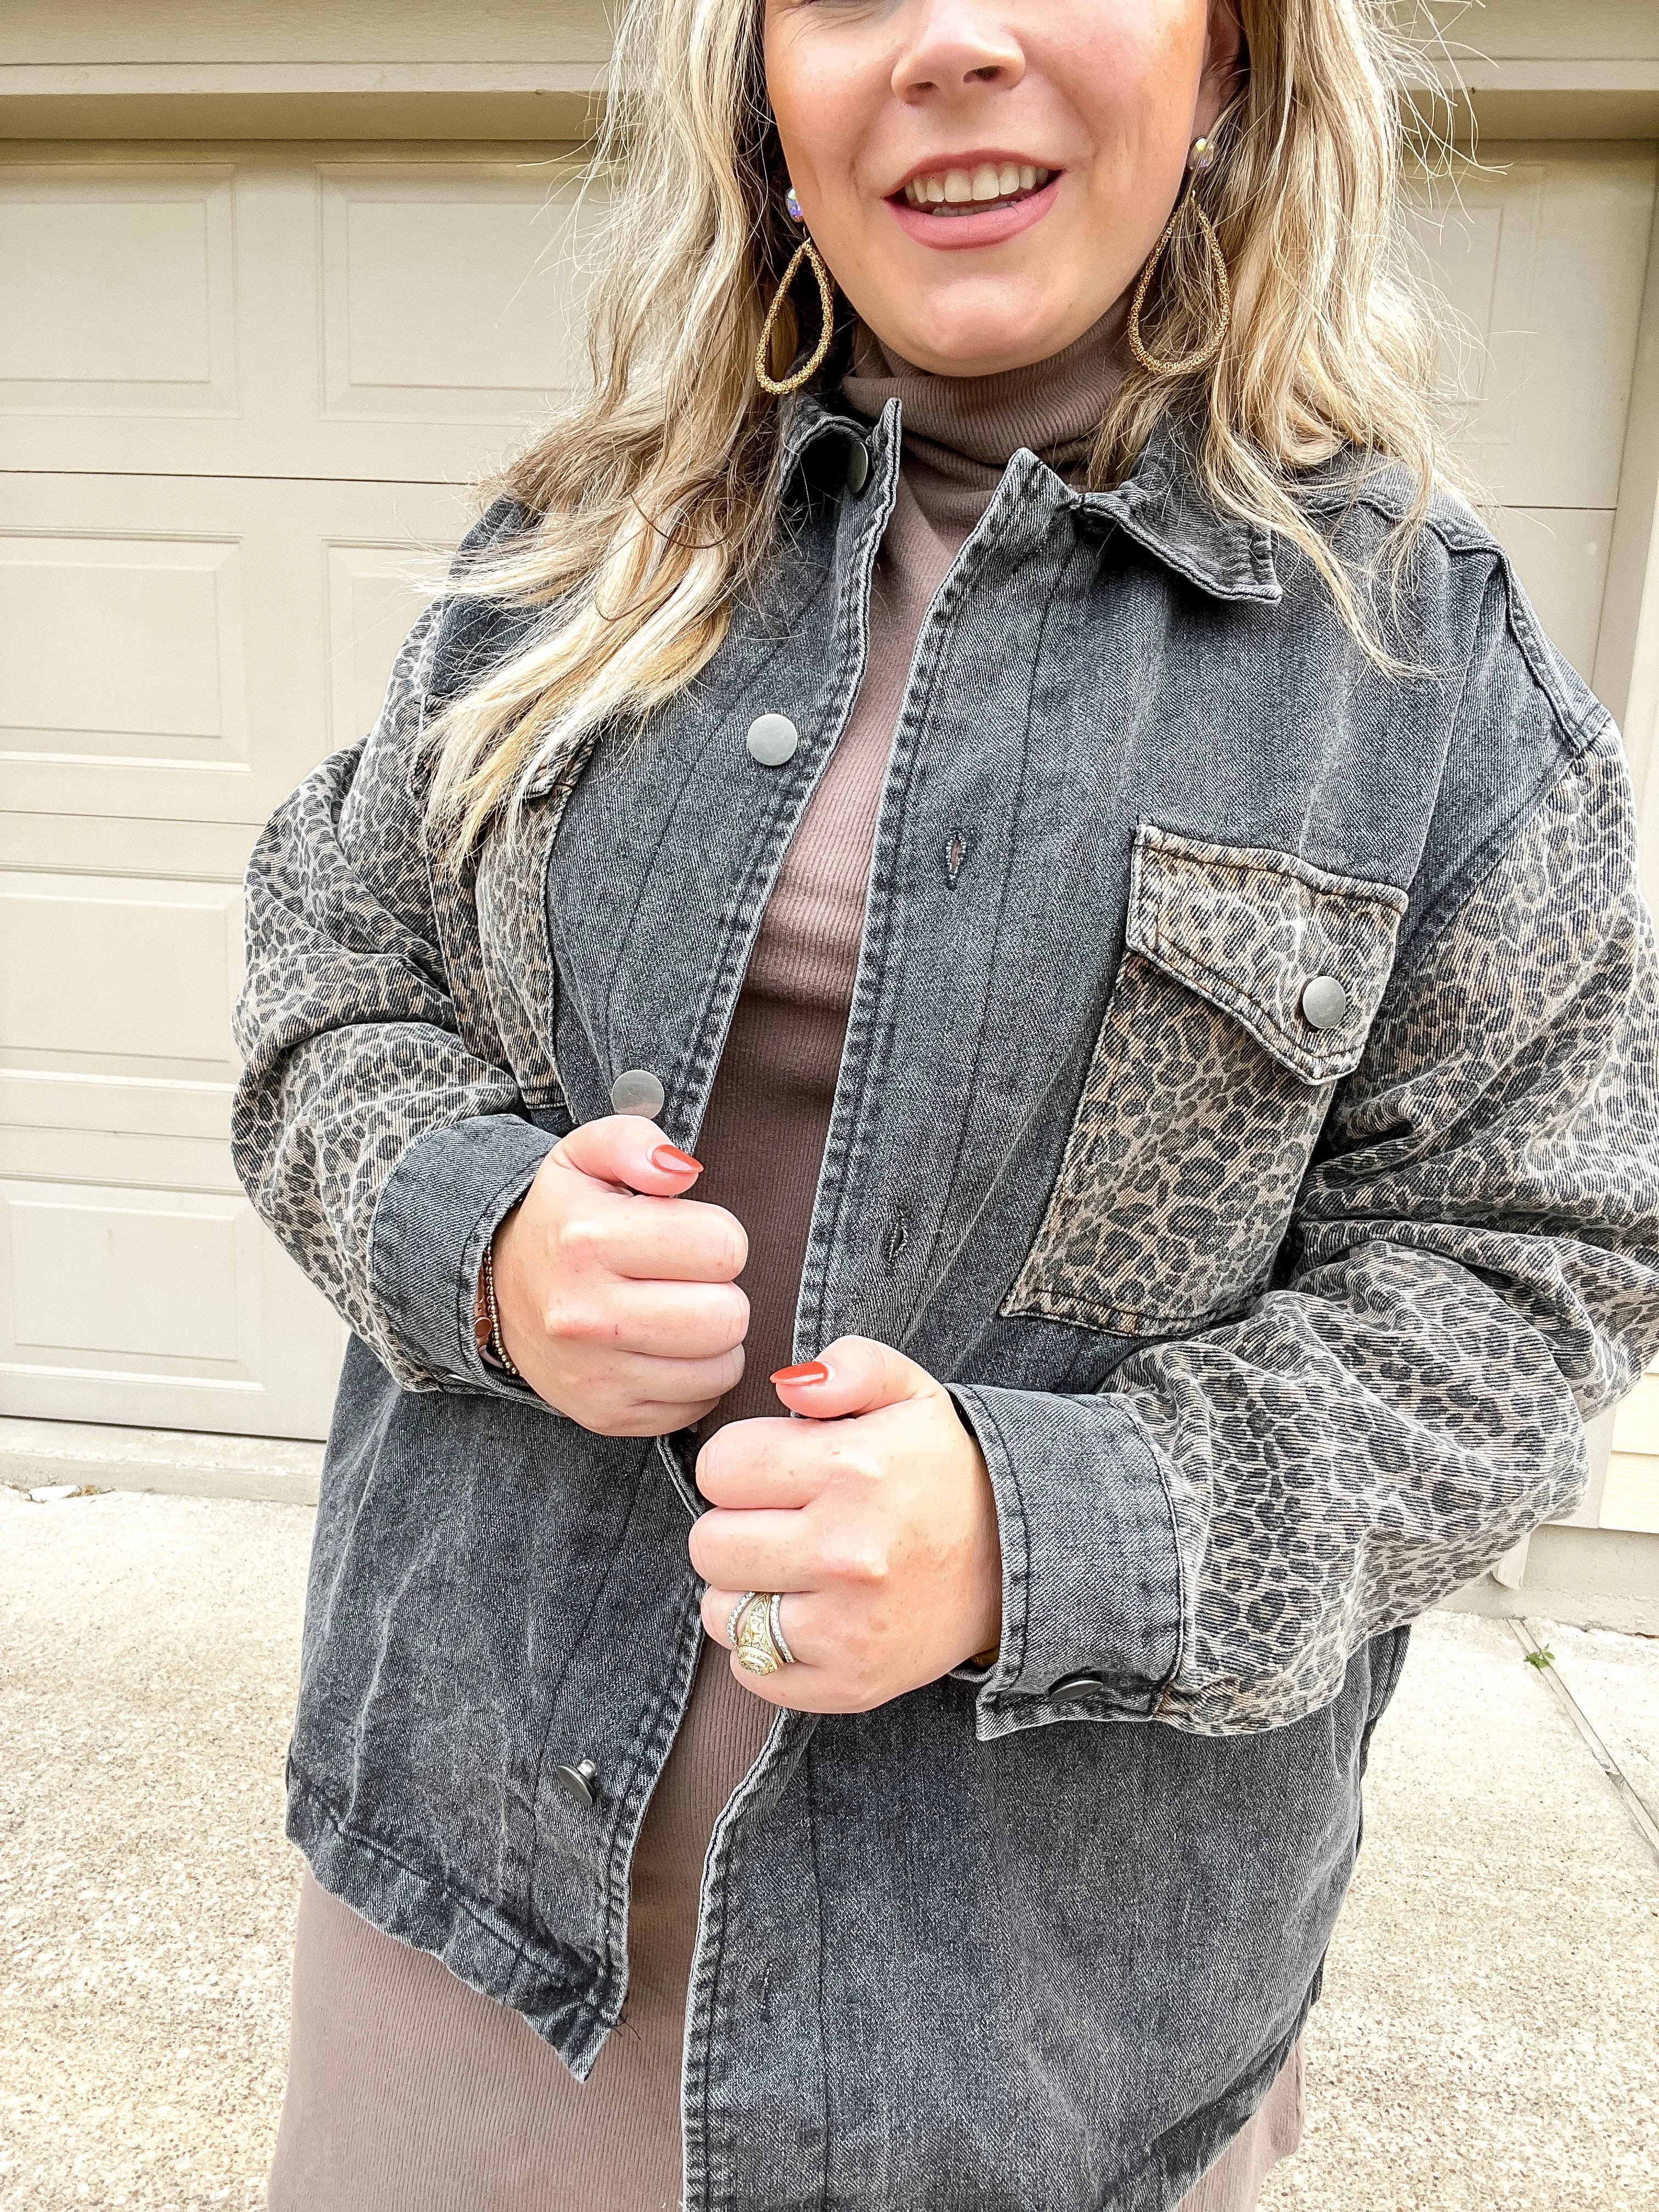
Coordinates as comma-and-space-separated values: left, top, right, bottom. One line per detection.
955, 713, 1659, 1744
230, 601, 537, 1390
1105, 717, 1659, 1734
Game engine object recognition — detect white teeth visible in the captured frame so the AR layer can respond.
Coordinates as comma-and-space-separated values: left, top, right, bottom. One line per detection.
901, 163, 1055, 212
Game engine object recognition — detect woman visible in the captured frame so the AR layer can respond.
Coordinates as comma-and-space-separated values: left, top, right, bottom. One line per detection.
237, 0, 1659, 2206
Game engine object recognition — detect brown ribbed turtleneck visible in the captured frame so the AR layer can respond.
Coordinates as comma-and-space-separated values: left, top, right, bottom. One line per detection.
692, 307, 1129, 1435
268, 312, 1300, 2212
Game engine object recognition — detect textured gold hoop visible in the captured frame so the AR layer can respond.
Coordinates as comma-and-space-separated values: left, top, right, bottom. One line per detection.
1126, 188, 1232, 379
755, 234, 836, 398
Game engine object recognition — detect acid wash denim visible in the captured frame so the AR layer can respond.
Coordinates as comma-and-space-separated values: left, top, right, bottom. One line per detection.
233, 396, 1659, 2211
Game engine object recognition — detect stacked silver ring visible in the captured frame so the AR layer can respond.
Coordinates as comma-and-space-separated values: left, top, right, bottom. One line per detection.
727, 1590, 795, 1674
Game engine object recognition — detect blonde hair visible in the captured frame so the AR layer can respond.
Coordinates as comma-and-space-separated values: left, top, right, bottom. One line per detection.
427, 0, 1448, 864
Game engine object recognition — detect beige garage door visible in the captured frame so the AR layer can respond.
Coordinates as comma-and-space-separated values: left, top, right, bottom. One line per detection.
1413, 142, 1659, 1534
2, 136, 1656, 1458
1413, 142, 1657, 680
0, 140, 591, 1437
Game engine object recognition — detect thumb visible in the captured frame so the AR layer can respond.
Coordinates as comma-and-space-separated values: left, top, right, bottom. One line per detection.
771, 1335, 944, 1420
550, 1111, 704, 1198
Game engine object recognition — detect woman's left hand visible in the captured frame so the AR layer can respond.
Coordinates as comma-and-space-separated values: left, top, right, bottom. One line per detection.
691, 1338, 1002, 1712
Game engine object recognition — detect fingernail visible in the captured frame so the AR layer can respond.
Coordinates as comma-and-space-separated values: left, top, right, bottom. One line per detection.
652, 1143, 702, 1175
771, 1360, 830, 1386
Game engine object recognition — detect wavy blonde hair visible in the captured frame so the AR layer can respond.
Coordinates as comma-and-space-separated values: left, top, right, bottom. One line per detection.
427, 0, 1448, 864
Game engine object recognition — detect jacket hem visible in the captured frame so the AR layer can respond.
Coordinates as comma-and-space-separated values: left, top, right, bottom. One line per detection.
286, 1766, 614, 2080
1140, 1979, 1322, 2212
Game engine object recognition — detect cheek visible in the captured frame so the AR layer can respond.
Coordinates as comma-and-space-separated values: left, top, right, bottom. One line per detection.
763, 15, 900, 281
763, 25, 860, 214
1059, 2, 1207, 178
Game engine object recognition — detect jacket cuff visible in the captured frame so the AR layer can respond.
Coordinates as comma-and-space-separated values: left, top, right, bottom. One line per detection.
369, 1115, 556, 1396
945, 1383, 1184, 1741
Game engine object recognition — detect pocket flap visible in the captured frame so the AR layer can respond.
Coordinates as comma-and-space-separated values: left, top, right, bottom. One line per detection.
1125, 823, 1408, 1083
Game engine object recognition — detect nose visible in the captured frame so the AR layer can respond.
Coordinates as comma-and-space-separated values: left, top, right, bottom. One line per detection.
891, 1, 1026, 104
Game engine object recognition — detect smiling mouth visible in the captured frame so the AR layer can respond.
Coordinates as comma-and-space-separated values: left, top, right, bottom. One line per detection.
896, 162, 1056, 218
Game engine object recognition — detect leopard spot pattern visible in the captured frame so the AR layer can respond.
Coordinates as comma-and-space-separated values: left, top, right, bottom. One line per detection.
1118, 1239, 1590, 1735
1005, 830, 1404, 1334
1005, 955, 1337, 1333
1111, 736, 1659, 1734
232, 603, 526, 1389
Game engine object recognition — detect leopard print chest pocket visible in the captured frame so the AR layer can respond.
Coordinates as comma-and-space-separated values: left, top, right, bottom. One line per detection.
1003, 823, 1408, 1338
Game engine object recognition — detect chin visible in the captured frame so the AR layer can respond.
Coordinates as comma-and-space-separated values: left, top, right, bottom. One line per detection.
864, 273, 1104, 380
887, 318, 1077, 379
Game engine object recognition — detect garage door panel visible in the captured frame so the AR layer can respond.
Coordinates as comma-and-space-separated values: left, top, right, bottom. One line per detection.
1607, 1370, 1659, 1534
1412, 159, 1545, 465
0, 162, 237, 412
0, 1177, 343, 1437
0, 1071, 229, 1147
321, 164, 592, 419
0, 144, 595, 481
0, 533, 247, 761
1, 874, 241, 1071
1, 471, 472, 823
0, 814, 257, 884
1411, 144, 1656, 511
0, 1068, 234, 1204
0, 1127, 235, 1194
1490, 504, 1615, 678
6, 1183, 249, 1363
326, 543, 447, 752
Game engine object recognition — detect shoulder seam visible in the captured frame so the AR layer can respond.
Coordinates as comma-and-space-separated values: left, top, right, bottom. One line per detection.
1386, 731, 1610, 1002
1489, 559, 1610, 756
1307, 496, 1609, 757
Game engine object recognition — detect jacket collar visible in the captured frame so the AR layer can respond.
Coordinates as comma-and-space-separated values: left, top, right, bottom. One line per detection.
782, 392, 1282, 607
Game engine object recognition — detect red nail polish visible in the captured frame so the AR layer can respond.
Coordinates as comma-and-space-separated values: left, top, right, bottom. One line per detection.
772, 1360, 830, 1386
652, 1143, 702, 1175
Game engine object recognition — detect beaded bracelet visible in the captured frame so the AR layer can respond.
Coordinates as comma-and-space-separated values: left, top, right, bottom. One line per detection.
478, 1238, 522, 1379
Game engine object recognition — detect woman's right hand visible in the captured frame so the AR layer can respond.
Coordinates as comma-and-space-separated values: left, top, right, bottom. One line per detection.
487, 1115, 749, 1436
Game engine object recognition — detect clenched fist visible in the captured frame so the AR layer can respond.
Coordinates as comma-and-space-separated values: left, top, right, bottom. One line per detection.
692, 1338, 1003, 1713
487, 1115, 749, 1435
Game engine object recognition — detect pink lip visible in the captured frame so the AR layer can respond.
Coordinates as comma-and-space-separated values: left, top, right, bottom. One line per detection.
888, 172, 1061, 252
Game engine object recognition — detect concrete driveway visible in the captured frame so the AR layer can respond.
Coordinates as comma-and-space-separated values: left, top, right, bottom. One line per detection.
2, 1485, 1656, 2210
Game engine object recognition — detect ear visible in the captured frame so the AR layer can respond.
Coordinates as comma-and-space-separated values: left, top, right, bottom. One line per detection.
1197, 0, 1246, 136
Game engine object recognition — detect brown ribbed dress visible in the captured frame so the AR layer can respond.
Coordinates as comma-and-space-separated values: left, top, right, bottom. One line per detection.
268, 319, 1304, 2211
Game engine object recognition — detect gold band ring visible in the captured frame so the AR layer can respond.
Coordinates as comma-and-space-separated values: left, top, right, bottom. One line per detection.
728, 1591, 795, 1675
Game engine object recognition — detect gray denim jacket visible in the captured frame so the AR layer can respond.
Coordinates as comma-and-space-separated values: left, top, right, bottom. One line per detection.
233, 397, 1659, 2211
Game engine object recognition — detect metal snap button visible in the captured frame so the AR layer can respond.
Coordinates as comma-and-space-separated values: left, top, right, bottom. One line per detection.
746, 713, 799, 767
1299, 975, 1348, 1031
844, 437, 871, 495
1048, 1673, 1114, 1709
610, 1068, 665, 1117
555, 1759, 600, 1808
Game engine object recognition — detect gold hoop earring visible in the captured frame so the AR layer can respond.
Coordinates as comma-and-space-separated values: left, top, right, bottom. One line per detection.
755, 191, 836, 398
1126, 138, 1232, 379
